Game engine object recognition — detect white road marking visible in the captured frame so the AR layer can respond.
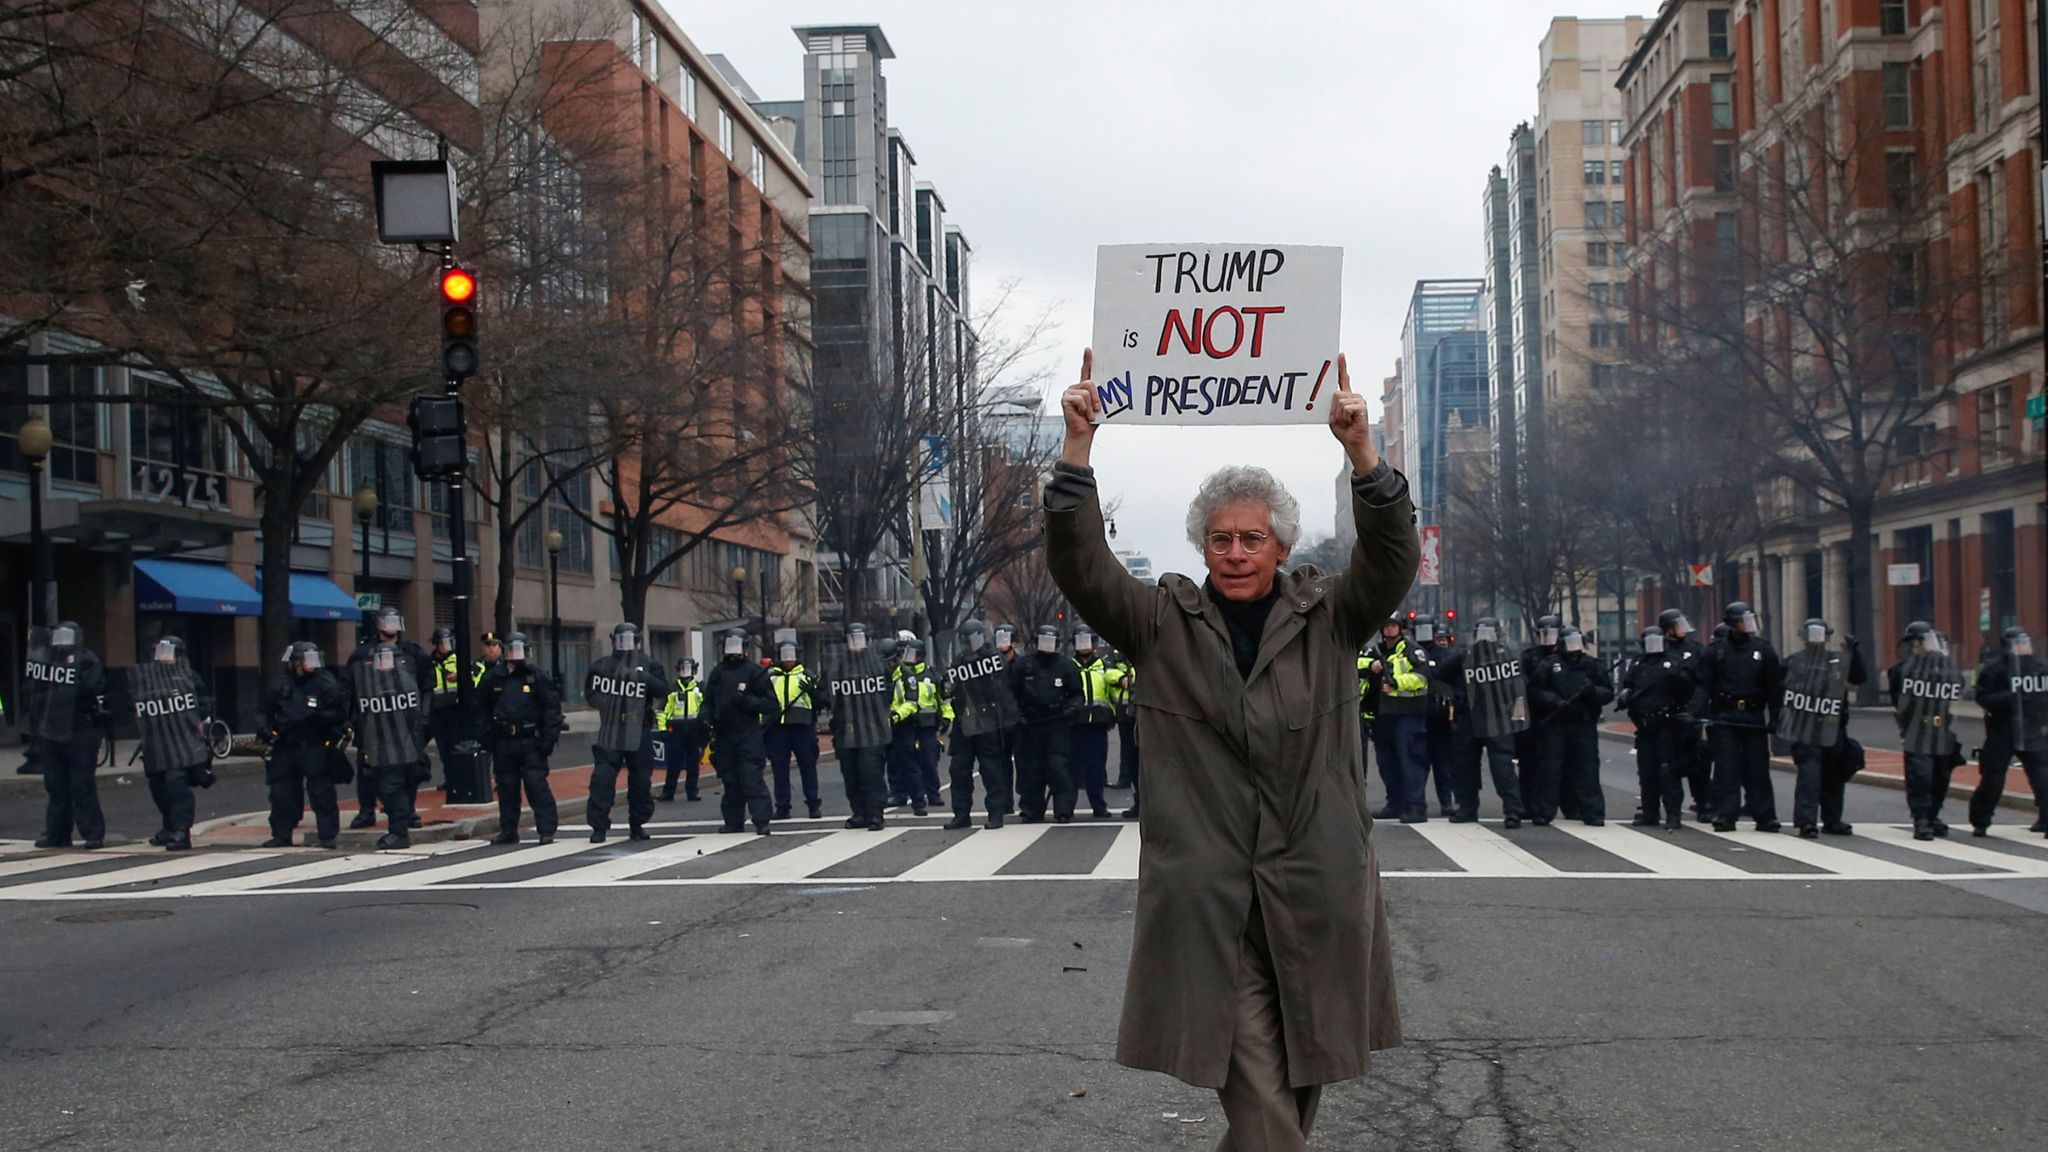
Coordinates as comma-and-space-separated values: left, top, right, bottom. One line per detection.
1547, 821, 1749, 878
168, 841, 486, 895
4, 852, 281, 896
1711, 828, 1927, 879
1405, 821, 1562, 878
1859, 824, 2048, 874
896, 824, 1051, 881
718, 829, 911, 881
327, 837, 608, 890
527, 833, 765, 886
1090, 824, 1142, 880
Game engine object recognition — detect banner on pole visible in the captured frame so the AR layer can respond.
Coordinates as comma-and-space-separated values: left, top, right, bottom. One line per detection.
1685, 564, 1714, 588
1418, 526, 1442, 586
1089, 243, 1342, 425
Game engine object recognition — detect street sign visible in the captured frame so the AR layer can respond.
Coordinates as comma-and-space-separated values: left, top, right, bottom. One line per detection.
1979, 587, 1992, 632
355, 593, 381, 611
1887, 563, 1922, 587
1418, 526, 1442, 586
1686, 564, 1714, 588
2028, 393, 2045, 426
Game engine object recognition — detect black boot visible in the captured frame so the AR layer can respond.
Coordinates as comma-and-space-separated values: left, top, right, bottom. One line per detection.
808, 804, 824, 819
260, 835, 293, 848
1399, 808, 1428, 824
1912, 818, 1934, 841
148, 829, 172, 847
490, 832, 520, 845
376, 832, 411, 850
164, 834, 192, 852
349, 810, 377, 830
844, 816, 866, 829
942, 815, 972, 830
629, 826, 651, 841
986, 813, 1006, 829
1822, 822, 1854, 835
774, 806, 792, 820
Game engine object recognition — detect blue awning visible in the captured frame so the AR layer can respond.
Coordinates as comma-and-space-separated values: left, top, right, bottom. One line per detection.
134, 559, 262, 617
256, 571, 363, 621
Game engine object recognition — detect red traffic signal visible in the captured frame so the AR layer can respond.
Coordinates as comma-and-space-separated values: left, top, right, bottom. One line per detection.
438, 264, 478, 381
1407, 610, 1416, 619
1446, 609, 1458, 620
439, 267, 476, 303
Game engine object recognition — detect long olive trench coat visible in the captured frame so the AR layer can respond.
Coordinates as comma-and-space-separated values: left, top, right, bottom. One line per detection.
1045, 463, 1418, 1089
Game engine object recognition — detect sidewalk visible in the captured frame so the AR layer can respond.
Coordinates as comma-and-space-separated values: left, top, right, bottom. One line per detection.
1596, 720, 2032, 814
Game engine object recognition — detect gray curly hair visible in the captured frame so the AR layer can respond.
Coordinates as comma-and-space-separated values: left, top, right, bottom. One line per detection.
1185, 466, 1302, 552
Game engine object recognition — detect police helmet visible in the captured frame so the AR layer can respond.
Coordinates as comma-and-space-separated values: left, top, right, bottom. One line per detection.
430, 627, 456, 652
677, 656, 698, 678
1901, 620, 1935, 644
721, 628, 747, 657
1712, 622, 1730, 641
1657, 608, 1691, 634
2000, 625, 2028, 645
995, 625, 1017, 649
286, 640, 323, 671
376, 609, 403, 635
50, 620, 83, 649
1724, 601, 1754, 624
877, 636, 899, 660
1035, 625, 1060, 653
1473, 616, 1501, 643
1413, 614, 1438, 643
153, 635, 187, 664
1641, 627, 1666, 654
1802, 618, 1832, 645
612, 622, 640, 652
1560, 627, 1586, 653
958, 619, 990, 652
1073, 629, 1096, 653
899, 637, 926, 661
503, 631, 531, 663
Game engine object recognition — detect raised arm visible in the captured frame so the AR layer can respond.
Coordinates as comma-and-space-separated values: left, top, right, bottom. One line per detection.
1319, 356, 1419, 649
1044, 349, 1161, 661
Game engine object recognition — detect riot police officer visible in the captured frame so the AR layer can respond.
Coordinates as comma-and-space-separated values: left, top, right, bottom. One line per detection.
825, 624, 894, 830
261, 642, 350, 848
426, 626, 465, 790
1777, 619, 1865, 838
1108, 644, 1139, 792
347, 610, 429, 827
479, 633, 563, 845
354, 641, 430, 849
1968, 626, 2048, 836
1434, 617, 1527, 826
942, 619, 1020, 830
1659, 608, 1714, 821
887, 637, 946, 815
25, 621, 110, 849
1365, 615, 1431, 822
132, 635, 212, 851
766, 636, 824, 820
1070, 629, 1119, 819
656, 657, 708, 803
1617, 627, 1696, 831
1699, 602, 1783, 832
1529, 627, 1614, 825
706, 628, 777, 834
585, 623, 667, 842
1891, 621, 1963, 840
1412, 614, 1459, 818
1516, 614, 1563, 794
1008, 624, 1082, 823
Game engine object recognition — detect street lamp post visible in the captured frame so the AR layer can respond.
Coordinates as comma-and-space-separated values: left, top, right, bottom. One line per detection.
731, 565, 748, 647
352, 485, 378, 634
544, 528, 563, 681
15, 416, 54, 628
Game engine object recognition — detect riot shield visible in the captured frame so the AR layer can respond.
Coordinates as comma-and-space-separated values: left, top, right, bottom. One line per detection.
355, 660, 428, 769
130, 660, 211, 771
1776, 649, 1847, 748
589, 654, 656, 752
2011, 654, 2048, 754
21, 626, 82, 743
1895, 652, 1961, 756
1464, 639, 1530, 740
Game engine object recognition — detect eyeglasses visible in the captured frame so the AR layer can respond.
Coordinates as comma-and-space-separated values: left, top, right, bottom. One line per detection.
1205, 531, 1271, 556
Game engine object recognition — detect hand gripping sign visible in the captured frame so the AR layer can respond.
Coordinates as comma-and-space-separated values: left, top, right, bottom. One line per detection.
1090, 243, 1343, 425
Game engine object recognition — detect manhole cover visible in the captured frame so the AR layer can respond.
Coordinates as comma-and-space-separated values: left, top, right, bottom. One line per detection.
55, 909, 173, 924
322, 902, 480, 918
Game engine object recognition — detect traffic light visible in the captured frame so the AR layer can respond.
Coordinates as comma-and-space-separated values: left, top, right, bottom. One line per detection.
1446, 610, 1457, 622
438, 265, 478, 381
409, 394, 467, 480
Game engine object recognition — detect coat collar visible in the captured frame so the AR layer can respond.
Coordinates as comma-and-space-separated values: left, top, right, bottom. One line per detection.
1163, 569, 1331, 688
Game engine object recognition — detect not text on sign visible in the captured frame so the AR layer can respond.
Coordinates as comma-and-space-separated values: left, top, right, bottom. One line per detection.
1089, 243, 1343, 425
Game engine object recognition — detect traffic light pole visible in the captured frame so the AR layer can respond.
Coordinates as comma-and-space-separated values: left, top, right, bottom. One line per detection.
443, 424, 485, 803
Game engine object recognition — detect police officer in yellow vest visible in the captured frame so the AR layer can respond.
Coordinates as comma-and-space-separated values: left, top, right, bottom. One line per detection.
427, 628, 467, 786
766, 636, 824, 819
1070, 629, 1119, 819
1364, 615, 1433, 823
656, 657, 708, 802
887, 638, 947, 815
1106, 646, 1141, 818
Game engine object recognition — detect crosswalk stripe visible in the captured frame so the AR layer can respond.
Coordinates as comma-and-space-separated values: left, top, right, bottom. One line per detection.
168, 841, 488, 895
896, 824, 1052, 881
533, 834, 762, 886
1858, 824, 2046, 874
1405, 821, 1562, 877
1547, 821, 1749, 878
4, 852, 282, 896
719, 829, 911, 881
0, 854, 108, 881
328, 837, 609, 890
1090, 824, 1142, 880
1711, 828, 1928, 878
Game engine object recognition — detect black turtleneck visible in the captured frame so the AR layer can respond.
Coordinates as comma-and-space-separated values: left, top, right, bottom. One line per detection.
1205, 579, 1280, 680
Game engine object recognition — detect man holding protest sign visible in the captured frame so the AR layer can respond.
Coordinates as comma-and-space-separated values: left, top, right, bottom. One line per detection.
1046, 323, 1414, 1150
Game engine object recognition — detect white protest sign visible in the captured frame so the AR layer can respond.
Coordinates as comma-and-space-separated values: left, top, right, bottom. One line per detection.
1089, 243, 1343, 425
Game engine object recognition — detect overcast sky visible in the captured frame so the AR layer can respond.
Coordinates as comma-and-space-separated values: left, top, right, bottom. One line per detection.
670, 0, 1649, 578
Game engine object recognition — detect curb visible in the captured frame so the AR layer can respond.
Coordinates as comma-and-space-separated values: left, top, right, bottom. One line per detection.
1594, 726, 2033, 813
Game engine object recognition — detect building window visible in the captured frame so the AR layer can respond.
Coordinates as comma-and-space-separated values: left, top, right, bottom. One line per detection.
129, 377, 229, 491
1881, 0, 1908, 34
1977, 165, 2008, 342
1583, 160, 1606, 185
42, 362, 102, 485
1887, 331, 1924, 395
348, 437, 417, 533
1710, 76, 1734, 128
1888, 246, 1920, 308
628, 10, 643, 70
646, 31, 660, 83
1610, 160, 1625, 183
1582, 120, 1604, 146
1708, 9, 1731, 59
1589, 323, 1624, 348
679, 62, 697, 119
1712, 142, 1736, 192
1714, 212, 1739, 252
1590, 363, 1618, 389
515, 457, 593, 576
1588, 283, 1613, 309
1978, 384, 2014, 465
717, 108, 733, 159
1882, 63, 1912, 128
1586, 241, 1609, 266
1585, 200, 1609, 228
1983, 509, 2017, 630
1973, 0, 2002, 131
1608, 119, 1623, 144
1886, 151, 1918, 210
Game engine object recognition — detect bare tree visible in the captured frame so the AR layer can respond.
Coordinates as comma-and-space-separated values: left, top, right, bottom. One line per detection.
1627, 97, 1989, 686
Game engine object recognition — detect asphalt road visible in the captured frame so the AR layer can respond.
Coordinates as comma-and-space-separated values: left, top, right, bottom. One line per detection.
2, 737, 2045, 1151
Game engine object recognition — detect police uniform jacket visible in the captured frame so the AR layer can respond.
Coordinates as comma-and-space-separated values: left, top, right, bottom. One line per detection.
705, 656, 777, 754
1529, 651, 1615, 723
263, 669, 350, 748
478, 662, 564, 752
1007, 650, 1083, 725
1701, 634, 1783, 728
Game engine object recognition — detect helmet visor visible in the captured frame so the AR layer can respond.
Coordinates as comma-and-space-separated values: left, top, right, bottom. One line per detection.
153, 639, 178, 665
1643, 633, 1665, 655
1474, 623, 1498, 644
